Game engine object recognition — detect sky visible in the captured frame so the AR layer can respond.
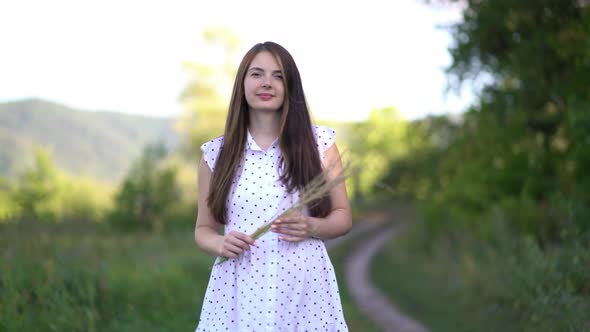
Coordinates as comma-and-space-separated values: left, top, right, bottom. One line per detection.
0, 0, 474, 122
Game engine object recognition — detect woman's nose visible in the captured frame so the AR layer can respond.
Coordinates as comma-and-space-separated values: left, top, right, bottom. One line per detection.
261, 75, 271, 88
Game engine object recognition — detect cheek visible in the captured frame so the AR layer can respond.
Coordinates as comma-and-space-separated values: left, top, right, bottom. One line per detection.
243, 80, 255, 101
277, 85, 286, 101
243, 79, 254, 94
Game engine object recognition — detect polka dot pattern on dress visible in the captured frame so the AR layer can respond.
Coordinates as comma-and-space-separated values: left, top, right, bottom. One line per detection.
195, 125, 348, 332
313, 125, 336, 162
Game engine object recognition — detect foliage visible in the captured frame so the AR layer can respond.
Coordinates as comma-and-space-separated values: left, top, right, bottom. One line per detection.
12, 147, 65, 222
0, 178, 20, 222
168, 157, 199, 209
343, 107, 411, 203
446, 0, 590, 212
373, 211, 590, 332
327, 231, 384, 332
380, 114, 457, 201
60, 175, 114, 223
384, 0, 590, 239
0, 219, 376, 332
109, 142, 183, 231
372, 1, 590, 330
0, 223, 213, 331
177, 28, 242, 160
1, 147, 113, 224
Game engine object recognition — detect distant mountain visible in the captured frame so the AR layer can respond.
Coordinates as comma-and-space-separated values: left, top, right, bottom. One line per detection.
0, 98, 178, 182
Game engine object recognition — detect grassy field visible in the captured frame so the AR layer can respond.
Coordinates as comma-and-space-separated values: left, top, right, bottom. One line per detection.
371, 227, 519, 332
1, 221, 375, 331
1, 222, 213, 331
328, 232, 381, 332
371, 218, 590, 332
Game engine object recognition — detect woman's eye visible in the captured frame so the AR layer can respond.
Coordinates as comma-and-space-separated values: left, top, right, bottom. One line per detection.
274, 74, 283, 79
251, 72, 261, 77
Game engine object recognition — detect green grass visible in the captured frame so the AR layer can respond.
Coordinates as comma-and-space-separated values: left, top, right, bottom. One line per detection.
371, 233, 518, 332
327, 204, 402, 331
328, 235, 381, 332
1, 222, 213, 331
371, 219, 590, 332
1, 221, 378, 331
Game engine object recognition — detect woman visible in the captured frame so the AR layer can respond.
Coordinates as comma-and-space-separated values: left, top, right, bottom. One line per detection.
194, 41, 352, 331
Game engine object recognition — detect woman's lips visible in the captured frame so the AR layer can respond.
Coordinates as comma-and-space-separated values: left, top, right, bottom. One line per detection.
257, 94, 273, 101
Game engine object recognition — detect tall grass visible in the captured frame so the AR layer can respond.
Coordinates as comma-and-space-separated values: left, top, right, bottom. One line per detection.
371, 211, 590, 332
1, 222, 213, 331
1, 219, 378, 331
328, 232, 381, 332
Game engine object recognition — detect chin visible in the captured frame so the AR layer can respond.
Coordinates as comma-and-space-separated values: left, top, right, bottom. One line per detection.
254, 105, 282, 112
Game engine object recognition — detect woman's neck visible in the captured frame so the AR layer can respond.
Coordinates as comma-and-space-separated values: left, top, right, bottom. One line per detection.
248, 110, 281, 150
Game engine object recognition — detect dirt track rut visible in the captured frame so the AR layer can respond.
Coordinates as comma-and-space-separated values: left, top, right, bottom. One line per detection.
327, 212, 430, 332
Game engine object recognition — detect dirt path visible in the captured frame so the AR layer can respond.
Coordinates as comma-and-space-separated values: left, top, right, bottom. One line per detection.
327, 209, 430, 332
346, 222, 430, 332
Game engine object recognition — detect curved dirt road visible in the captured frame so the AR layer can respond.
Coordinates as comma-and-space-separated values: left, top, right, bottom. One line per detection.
345, 223, 430, 332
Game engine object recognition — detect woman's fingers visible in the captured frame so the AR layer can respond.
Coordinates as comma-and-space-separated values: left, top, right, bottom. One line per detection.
275, 215, 304, 224
272, 226, 306, 236
273, 217, 310, 234
228, 237, 250, 250
278, 235, 305, 242
228, 231, 256, 247
220, 217, 315, 257
220, 231, 256, 258
220, 242, 241, 257
232, 231, 256, 246
226, 242, 244, 253
271, 216, 312, 243
221, 244, 240, 258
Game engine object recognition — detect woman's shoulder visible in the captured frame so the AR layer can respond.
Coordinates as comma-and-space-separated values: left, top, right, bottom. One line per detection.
200, 135, 224, 172
312, 124, 336, 146
312, 124, 335, 134
200, 135, 224, 152
311, 125, 336, 160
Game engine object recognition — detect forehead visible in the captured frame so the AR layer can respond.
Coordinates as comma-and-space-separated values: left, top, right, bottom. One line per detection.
248, 51, 281, 70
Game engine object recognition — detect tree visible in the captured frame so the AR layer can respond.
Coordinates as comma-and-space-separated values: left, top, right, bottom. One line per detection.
13, 147, 65, 222
109, 142, 181, 230
405, 0, 590, 239
0, 177, 20, 222
346, 107, 411, 203
176, 27, 242, 160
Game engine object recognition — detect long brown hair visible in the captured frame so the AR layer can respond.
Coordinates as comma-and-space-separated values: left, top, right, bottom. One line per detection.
207, 41, 331, 224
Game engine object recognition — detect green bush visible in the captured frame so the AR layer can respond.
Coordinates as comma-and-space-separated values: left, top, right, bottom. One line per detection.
108, 142, 183, 231
2, 147, 114, 224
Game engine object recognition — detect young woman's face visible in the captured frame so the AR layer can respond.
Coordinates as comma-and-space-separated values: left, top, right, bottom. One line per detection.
244, 51, 285, 113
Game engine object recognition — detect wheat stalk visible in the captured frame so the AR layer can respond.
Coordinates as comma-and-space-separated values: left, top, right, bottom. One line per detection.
216, 158, 352, 264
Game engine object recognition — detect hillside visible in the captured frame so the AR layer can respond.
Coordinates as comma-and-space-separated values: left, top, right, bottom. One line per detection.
0, 98, 178, 182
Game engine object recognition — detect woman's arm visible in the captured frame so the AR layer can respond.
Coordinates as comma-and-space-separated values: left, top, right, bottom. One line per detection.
272, 143, 353, 240
194, 157, 256, 257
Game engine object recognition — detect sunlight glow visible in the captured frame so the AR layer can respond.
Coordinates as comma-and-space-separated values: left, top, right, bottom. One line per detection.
0, 0, 473, 121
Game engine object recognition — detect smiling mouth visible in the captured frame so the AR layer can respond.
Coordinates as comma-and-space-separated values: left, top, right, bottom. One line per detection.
257, 94, 273, 100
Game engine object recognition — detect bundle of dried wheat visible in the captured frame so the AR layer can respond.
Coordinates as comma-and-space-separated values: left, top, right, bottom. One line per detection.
216, 160, 350, 265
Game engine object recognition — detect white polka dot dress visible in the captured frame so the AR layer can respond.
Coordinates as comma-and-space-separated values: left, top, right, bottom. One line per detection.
195, 125, 349, 332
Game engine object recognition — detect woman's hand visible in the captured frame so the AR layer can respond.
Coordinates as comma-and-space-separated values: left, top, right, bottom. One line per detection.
271, 213, 318, 242
218, 231, 256, 258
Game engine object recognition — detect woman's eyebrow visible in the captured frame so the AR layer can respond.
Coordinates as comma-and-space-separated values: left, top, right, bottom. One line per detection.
248, 67, 282, 73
